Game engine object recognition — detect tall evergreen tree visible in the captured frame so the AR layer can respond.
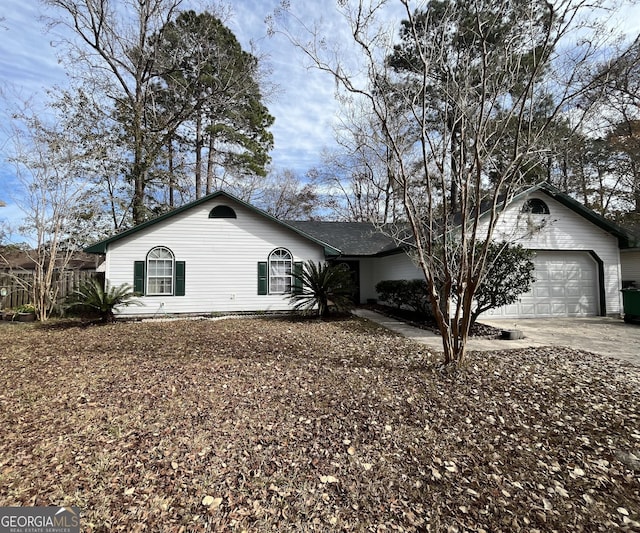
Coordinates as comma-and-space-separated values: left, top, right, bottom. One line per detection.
386, 0, 555, 213
154, 11, 274, 200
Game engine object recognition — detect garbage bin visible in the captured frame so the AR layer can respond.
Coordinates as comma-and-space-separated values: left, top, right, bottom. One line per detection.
621, 288, 640, 324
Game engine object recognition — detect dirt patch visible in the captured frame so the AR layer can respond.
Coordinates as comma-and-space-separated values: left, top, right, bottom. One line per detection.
0, 317, 639, 531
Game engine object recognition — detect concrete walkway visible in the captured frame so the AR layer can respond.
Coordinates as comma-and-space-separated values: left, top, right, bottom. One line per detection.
353, 309, 640, 366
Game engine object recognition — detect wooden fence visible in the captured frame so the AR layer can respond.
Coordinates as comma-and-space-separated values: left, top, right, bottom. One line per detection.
0, 270, 103, 310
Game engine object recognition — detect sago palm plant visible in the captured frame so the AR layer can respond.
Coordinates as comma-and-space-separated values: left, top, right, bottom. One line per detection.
290, 261, 355, 318
66, 278, 141, 322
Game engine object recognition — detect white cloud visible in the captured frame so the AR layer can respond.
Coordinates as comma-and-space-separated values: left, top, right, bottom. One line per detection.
228, 0, 345, 172
0, 1, 68, 95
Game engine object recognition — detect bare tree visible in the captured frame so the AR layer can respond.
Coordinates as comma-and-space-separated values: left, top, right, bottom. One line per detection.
43, 0, 192, 224
49, 85, 136, 231
4, 108, 94, 321
593, 37, 640, 226
252, 168, 323, 220
318, 107, 401, 223
271, 0, 631, 366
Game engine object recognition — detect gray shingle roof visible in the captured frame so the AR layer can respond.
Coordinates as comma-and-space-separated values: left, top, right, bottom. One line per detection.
286, 221, 400, 256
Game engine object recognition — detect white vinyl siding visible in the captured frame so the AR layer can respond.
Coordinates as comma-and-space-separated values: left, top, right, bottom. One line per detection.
104, 200, 325, 316
361, 193, 622, 317
359, 253, 423, 304
486, 193, 622, 316
621, 250, 640, 285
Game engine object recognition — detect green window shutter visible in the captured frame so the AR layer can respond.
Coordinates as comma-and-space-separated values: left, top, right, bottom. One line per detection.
258, 261, 268, 295
293, 261, 304, 294
134, 261, 145, 294
175, 261, 186, 296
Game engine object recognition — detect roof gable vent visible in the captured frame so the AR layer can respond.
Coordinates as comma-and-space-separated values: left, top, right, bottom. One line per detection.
209, 205, 237, 219
522, 198, 550, 214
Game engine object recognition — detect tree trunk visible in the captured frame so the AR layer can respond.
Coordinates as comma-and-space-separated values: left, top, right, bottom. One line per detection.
168, 138, 175, 207
206, 133, 215, 195
195, 112, 203, 199
132, 161, 147, 225
132, 103, 147, 225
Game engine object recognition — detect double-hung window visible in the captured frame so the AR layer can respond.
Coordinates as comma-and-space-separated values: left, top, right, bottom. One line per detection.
134, 247, 184, 296
147, 247, 174, 295
269, 248, 293, 294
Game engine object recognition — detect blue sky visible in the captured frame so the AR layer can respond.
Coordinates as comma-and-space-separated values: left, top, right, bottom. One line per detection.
0, 0, 347, 237
1, 0, 639, 240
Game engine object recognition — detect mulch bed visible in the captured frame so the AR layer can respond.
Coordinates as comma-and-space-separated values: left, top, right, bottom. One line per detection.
364, 303, 502, 338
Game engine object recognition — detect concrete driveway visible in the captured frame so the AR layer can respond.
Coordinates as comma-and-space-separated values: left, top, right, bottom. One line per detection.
354, 310, 640, 366
480, 317, 640, 365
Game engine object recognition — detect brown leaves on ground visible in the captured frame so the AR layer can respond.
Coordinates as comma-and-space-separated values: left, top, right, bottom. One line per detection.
0, 316, 639, 532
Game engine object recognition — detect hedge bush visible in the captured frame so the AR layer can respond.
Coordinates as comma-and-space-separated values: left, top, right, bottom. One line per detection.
375, 279, 431, 315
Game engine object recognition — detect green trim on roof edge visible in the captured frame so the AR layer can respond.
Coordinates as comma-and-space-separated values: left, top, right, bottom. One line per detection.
516, 182, 635, 249
84, 190, 342, 256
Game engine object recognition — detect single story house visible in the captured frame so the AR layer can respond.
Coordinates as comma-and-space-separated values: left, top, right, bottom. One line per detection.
85, 183, 639, 319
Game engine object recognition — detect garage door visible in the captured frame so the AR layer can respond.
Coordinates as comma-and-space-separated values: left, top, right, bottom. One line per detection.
482, 251, 599, 318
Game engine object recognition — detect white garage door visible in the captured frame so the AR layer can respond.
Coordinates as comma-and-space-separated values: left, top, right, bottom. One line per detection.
483, 251, 599, 318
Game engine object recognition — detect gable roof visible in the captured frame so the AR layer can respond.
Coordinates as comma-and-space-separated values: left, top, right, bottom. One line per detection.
85, 183, 638, 257
84, 190, 342, 256
516, 182, 636, 248
285, 221, 400, 256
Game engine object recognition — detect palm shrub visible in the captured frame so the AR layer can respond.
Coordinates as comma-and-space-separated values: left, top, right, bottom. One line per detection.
66, 278, 142, 322
290, 261, 355, 318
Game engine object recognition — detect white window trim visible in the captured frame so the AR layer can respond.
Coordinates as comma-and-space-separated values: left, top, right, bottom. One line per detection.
146, 246, 175, 296
268, 248, 293, 295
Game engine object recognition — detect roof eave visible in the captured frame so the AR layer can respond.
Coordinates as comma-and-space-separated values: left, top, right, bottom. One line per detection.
84, 190, 342, 256
535, 183, 634, 248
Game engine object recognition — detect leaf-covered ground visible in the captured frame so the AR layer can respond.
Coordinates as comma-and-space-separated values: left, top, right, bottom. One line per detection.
0, 316, 639, 532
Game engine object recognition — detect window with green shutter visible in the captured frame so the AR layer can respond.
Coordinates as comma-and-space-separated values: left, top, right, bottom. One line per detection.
258, 261, 268, 295
135, 250, 185, 296
175, 261, 186, 296
134, 261, 145, 294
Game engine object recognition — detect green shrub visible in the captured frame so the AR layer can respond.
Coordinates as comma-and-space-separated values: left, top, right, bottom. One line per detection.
466, 241, 535, 327
15, 303, 36, 314
375, 279, 430, 315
